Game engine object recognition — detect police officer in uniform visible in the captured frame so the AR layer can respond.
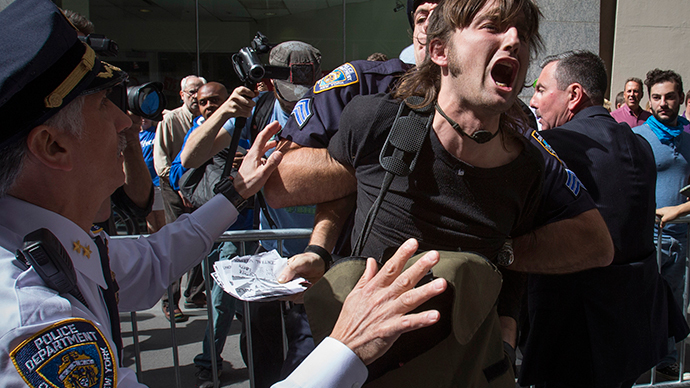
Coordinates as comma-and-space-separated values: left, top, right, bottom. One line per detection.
266, 0, 610, 364
0, 1, 279, 386
0, 4, 448, 387
522, 51, 690, 388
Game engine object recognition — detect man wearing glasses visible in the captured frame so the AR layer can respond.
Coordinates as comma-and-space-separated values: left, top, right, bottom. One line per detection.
153, 75, 208, 321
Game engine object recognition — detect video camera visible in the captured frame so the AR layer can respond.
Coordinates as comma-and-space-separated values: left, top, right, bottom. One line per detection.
78, 34, 118, 57
233, 32, 287, 86
80, 33, 167, 120
232, 32, 316, 88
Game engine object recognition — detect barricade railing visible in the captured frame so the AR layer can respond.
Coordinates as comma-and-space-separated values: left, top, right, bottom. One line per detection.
634, 215, 690, 387
112, 228, 312, 388
114, 220, 690, 388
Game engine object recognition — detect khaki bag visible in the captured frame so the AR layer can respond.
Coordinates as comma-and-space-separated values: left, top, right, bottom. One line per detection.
304, 251, 514, 388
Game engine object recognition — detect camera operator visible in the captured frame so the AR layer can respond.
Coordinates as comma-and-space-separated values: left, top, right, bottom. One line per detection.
180, 41, 321, 388
63, 9, 154, 233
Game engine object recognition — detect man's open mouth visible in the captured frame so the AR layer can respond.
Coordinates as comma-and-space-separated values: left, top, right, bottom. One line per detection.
491, 59, 518, 89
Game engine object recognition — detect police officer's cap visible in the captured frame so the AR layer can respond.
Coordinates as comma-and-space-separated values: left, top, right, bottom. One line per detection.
0, 0, 127, 148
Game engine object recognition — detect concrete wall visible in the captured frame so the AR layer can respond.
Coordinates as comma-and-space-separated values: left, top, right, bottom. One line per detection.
610, 0, 690, 109
520, 0, 601, 102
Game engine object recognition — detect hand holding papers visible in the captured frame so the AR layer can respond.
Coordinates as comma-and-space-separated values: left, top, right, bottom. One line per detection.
211, 250, 307, 301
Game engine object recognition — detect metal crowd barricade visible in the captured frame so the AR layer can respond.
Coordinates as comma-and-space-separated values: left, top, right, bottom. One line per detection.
113, 228, 312, 388
116, 219, 690, 388
634, 215, 690, 387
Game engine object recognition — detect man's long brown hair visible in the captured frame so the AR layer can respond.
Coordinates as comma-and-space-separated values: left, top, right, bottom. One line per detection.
394, 0, 543, 136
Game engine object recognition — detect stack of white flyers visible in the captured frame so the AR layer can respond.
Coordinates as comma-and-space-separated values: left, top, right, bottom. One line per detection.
211, 249, 307, 301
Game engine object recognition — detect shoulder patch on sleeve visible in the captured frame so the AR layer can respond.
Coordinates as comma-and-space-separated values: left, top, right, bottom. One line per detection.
292, 98, 313, 129
314, 63, 359, 93
90, 225, 104, 235
531, 131, 562, 164
565, 169, 583, 196
11, 318, 117, 388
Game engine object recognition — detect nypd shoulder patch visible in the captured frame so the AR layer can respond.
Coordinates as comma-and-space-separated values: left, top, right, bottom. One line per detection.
314, 63, 359, 93
292, 98, 313, 129
11, 318, 117, 388
531, 131, 562, 164
565, 169, 583, 196
90, 224, 104, 235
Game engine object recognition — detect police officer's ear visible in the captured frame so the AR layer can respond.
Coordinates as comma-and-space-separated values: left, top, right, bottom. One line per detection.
566, 82, 586, 112
25, 124, 74, 172
428, 38, 448, 68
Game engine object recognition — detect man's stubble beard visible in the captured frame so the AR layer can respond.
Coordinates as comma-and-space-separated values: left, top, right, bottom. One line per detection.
653, 108, 679, 126
447, 43, 463, 78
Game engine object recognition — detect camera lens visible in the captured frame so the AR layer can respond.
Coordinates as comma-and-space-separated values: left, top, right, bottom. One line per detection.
126, 82, 166, 120
248, 65, 265, 82
137, 87, 160, 116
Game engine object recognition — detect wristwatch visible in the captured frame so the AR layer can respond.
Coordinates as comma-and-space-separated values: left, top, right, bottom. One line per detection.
304, 244, 333, 271
497, 239, 514, 267
214, 174, 248, 212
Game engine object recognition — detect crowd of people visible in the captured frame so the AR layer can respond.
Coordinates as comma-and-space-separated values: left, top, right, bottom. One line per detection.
2, 0, 690, 388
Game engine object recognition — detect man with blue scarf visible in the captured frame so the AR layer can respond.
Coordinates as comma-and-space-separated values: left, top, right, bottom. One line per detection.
633, 68, 690, 380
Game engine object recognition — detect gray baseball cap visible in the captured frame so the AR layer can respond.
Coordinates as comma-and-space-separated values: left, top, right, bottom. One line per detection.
269, 41, 321, 102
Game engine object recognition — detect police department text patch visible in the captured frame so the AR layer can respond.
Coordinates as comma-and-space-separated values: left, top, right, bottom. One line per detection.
11, 318, 116, 388
314, 63, 359, 93
531, 131, 562, 164
293, 98, 313, 129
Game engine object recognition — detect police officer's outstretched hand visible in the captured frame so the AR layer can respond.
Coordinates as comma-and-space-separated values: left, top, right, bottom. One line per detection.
234, 121, 283, 199
329, 239, 447, 365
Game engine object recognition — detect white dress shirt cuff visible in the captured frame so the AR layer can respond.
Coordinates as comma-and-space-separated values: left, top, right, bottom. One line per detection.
278, 337, 368, 388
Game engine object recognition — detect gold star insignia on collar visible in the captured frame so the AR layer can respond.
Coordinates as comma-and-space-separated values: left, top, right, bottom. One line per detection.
82, 244, 92, 259
72, 240, 91, 258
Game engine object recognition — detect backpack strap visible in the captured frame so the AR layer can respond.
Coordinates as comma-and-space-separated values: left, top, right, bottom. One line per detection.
249, 92, 277, 142
352, 96, 434, 257
244, 92, 280, 228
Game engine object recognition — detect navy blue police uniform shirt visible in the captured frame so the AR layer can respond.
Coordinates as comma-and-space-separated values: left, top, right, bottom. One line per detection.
280, 58, 412, 148
279, 57, 595, 228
